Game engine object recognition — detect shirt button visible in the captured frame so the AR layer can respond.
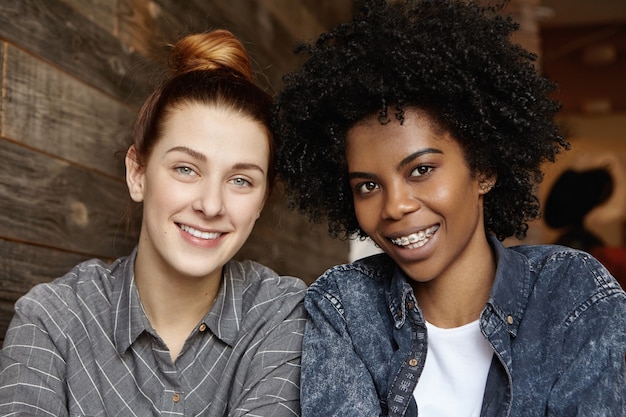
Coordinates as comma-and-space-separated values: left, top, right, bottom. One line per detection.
407, 301, 415, 310
199, 323, 207, 332
408, 358, 419, 367
507, 315, 514, 325
172, 393, 181, 403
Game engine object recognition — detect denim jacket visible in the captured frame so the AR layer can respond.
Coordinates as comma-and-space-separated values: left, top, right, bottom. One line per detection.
301, 235, 626, 417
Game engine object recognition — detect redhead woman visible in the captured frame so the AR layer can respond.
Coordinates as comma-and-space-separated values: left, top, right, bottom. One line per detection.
1, 30, 306, 417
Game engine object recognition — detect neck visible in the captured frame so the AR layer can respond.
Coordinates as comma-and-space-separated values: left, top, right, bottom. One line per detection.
133, 251, 222, 362
137, 275, 220, 327
412, 239, 496, 329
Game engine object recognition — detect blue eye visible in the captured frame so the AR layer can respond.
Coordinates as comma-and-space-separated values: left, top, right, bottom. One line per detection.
231, 177, 252, 187
176, 166, 197, 176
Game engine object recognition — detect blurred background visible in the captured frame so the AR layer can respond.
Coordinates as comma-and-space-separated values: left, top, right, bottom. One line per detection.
530, 0, 626, 248
0, 0, 624, 343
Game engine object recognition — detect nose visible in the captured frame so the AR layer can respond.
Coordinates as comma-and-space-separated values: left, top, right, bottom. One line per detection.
382, 183, 420, 220
192, 181, 226, 217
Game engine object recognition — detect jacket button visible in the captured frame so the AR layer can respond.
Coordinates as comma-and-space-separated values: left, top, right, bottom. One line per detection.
408, 358, 419, 367
507, 315, 514, 325
172, 393, 181, 403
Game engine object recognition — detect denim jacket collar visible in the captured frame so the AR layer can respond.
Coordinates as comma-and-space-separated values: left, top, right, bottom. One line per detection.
388, 267, 420, 330
386, 234, 530, 335
484, 234, 532, 338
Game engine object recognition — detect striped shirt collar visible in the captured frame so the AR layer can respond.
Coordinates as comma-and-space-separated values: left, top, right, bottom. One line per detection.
112, 248, 243, 354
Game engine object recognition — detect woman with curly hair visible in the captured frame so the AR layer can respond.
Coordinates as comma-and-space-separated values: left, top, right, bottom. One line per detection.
274, 1, 626, 416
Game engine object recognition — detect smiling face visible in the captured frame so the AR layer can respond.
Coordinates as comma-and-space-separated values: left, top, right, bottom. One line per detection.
126, 102, 269, 284
346, 108, 493, 285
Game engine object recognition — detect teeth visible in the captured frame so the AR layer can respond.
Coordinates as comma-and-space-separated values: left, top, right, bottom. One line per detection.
391, 225, 438, 247
179, 224, 220, 240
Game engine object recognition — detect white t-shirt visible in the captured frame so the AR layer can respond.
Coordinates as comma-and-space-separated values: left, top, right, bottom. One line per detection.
413, 319, 493, 417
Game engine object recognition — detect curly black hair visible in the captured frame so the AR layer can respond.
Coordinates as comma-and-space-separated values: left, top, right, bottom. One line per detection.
274, 0, 568, 241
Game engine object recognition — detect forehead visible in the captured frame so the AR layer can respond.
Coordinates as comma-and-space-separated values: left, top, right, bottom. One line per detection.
344, 108, 474, 171
145, 103, 270, 173
347, 109, 448, 149
162, 103, 268, 146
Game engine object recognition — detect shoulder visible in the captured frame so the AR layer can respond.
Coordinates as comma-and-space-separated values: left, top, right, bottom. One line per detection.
310, 253, 394, 293
227, 258, 307, 293
511, 243, 620, 289
14, 255, 131, 320
305, 253, 395, 316
508, 243, 625, 322
224, 259, 307, 314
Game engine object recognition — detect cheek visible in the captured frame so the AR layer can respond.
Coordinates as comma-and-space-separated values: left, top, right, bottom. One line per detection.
433, 173, 478, 203
434, 182, 482, 224
145, 181, 185, 209
230, 193, 267, 222
353, 198, 379, 230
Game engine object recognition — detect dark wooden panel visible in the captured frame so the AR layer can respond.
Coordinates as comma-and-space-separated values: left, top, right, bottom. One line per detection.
190, 0, 310, 90
0, 238, 98, 342
4, 45, 135, 178
62, 0, 116, 33
0, 42, 4, 132
0, 299, 17, 346
117, 0, 309, 92
0, 238, 95, 303
298, 0, 353, 31
0, 0, 150, 107
0, 140, 139, 259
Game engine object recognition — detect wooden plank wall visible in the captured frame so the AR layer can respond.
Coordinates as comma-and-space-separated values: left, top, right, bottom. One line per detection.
0, 0, 351, 344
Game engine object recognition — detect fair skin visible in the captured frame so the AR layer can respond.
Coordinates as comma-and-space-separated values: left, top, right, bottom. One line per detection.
346, 108, 496, 328
126, 102, 270, 361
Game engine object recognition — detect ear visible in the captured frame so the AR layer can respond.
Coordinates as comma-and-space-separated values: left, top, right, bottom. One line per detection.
255, 198, 267, 220
478, 174, 497, 195
125, 145, 145, 203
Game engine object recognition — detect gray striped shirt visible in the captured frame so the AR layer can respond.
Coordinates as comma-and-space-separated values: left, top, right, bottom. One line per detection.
0, 249, 307, 416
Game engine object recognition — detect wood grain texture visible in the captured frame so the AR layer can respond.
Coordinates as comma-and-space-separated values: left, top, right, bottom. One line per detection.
0, 239, 96, 303
62, 0, 116, 33
0, 0, 352, 343
0, 300, 17, 346
0, 0, 150, 107
117, 0, 307, 92
4, 45, 135, 178
0, 140, 139, 259
1, 42, 4, 135
0, 239, 98, 345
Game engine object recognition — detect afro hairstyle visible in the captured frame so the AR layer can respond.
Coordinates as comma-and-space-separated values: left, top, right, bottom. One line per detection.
274, 0, 568, 240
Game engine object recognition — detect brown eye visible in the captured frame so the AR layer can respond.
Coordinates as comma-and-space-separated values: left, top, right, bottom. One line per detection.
411, 165, 433, 177
356, 181, 379, 195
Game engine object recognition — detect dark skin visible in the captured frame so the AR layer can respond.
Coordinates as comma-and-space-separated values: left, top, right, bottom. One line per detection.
346, 108, 496, 327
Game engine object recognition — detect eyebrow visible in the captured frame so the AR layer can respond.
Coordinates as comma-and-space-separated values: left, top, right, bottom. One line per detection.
348, 147, 443, 180
232, 163, 266, 175
397, 148, 442, 170
166, 146, 266, 175
166, 146, 207, 162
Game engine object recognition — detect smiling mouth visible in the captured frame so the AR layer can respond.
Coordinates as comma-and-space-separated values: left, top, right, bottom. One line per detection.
178, 224, 221, 240
390, 225, 439, 248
